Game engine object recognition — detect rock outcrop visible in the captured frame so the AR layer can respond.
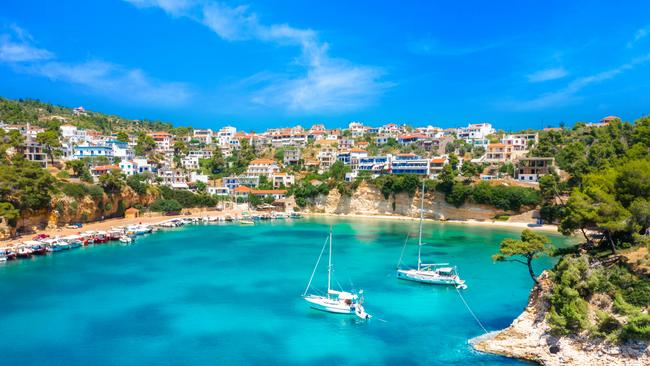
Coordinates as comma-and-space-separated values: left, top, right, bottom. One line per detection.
1, 186, 157, 239
471, 273, 649, 366
306, 181, 517, 221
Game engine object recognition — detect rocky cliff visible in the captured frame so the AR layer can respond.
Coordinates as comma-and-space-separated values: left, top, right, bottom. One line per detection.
471, 273, 649, 366
305, 180, 521, 221
2, 187, 157, 239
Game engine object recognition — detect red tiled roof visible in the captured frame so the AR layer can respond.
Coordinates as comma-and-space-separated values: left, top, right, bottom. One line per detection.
430, 158, 446, 164
92, 165, 120, 171
249, 159, 277, 165
252, 189, 287, 195
233, 186, 253, 193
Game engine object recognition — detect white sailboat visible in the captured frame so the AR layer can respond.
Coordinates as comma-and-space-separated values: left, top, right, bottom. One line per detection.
396, 181, 467, 289
302, 229, 371, 319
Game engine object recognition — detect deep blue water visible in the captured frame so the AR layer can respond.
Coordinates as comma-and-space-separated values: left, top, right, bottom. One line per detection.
0, 217, 573, 365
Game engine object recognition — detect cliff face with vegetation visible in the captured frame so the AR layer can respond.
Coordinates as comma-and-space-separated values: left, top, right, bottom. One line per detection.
1, 186, 157, 240
472, 272, 649, 366
305, 181, 523, 221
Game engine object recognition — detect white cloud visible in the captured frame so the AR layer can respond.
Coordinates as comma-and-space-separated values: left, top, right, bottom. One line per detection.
510, 54, 650, 110
0, 32, 53, 62
628, 25, 649, 48
526, 67, 568, 83
0, 25, 190, 106
34, 61, 191, 106
126, 0, 389, 113
123, 0, 194, 16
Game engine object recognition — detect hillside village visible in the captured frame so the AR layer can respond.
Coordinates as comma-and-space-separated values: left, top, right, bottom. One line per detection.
2, 102, 619, 210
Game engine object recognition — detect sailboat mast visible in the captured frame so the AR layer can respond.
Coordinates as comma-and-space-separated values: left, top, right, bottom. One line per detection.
327, 227, 332, 298
417, 179, 425, 270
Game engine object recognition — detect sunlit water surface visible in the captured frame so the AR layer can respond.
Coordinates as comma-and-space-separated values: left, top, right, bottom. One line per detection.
0, 217, 574, 365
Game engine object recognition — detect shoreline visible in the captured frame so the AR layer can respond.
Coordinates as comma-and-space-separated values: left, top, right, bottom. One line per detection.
0, 208, 248, 247
303, 212, 563, 233
2, 209, 564, 247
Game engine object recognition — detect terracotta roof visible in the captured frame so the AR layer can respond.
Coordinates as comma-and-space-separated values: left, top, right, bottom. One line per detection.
233, 186, 253, 193
398, 133, 426, 139
92, 165, 120, 171
349, 148, 367, 153
601, 116, 620, 122
249, 159, 277, 165
252, 189, 287, 195
430, 158, 446, 164
488, 143, 505, 148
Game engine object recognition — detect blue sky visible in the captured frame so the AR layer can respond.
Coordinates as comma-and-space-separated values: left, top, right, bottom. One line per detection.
1, 0, 650, 130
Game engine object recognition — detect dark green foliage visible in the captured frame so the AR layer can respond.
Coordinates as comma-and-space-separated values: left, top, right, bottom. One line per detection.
126, 174, 149, 195
290, 181, 330, 207
0, 202, 20, 227
98, 170, 125, 194
547, 256, 591, 334
493, 229, 552, 284
620, 315, 650, 341
0, 158, 57, 212
85, 185, 105, 201
62, 183, 87, 199
159, 186, 217, 208
372, 174, 420, 199
622, 279, 650, 307
150, 198, 183, 213
446, 183, 471, 207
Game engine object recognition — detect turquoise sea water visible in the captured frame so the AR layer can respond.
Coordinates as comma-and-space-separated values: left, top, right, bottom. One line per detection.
0, 217, 573, 365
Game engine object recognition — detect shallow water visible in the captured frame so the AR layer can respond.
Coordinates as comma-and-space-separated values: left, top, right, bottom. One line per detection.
0, 217, 573, 365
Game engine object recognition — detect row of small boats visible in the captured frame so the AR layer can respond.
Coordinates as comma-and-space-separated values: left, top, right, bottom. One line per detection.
0, 224, 154, 262
0, 212, 302, 262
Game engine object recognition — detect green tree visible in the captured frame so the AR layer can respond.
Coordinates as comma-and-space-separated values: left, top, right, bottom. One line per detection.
0, 129, 24, 160
0, 202, 20, 227
98, 170, 125, 194
135, 133, 156, 156
328, 160, 350, 181
493, 229, 552, 285
35, 130, 62, 164
150, 198, 182, 213
116, 131, 129, 143
65, 159, 88, 177
436, 164, 456, 193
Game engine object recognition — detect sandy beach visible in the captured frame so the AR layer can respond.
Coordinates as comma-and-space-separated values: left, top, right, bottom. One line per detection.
304, 212, 563, 233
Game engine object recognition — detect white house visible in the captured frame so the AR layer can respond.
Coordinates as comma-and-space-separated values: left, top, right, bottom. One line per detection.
246, 159, 280, 178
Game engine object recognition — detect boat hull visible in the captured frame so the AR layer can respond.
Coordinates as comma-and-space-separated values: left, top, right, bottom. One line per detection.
397, 269, 464, 287
304, 296, 356, 315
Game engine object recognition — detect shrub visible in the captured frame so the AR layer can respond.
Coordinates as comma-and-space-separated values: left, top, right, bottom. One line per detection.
126, 174, 148, 195
621, 315, 650, 341
62, 183, 87, 199
150, 198, 182, 213
446, 183, 471, 207
56, 170, 70, 179
623, 279, 650, 307
86, 185, 105, 201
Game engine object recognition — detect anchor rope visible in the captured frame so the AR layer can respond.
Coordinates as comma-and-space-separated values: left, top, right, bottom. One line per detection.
454, 286, 489, 334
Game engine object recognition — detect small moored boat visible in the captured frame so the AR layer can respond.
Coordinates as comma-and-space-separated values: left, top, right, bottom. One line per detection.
302, 229, 371, 320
